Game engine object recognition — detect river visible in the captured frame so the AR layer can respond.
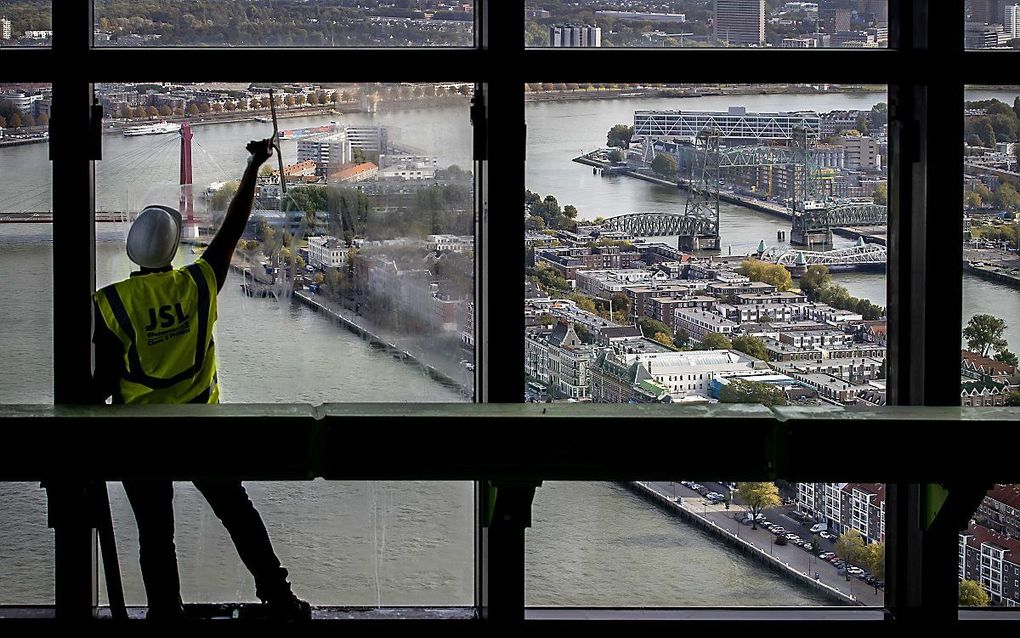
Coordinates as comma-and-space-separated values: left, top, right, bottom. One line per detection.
3, 88, 1018, 608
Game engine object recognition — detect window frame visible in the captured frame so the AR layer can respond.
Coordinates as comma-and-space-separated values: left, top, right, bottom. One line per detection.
0, 0, 1017, 628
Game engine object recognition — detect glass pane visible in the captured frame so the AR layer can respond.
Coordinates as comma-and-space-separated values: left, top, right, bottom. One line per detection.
527, 1, 888, 48
526, 85, 888, 407
90, 81, 474, 608
962, 85, 1019, 409
0, 1, 51, 46
95, 82, 475, 404
966, 1, 1020, 50
960, 87, 1019, 610
100, 481, 474, 607
93, 1, 475, 47
527, 481, 885, 606
0, 81, 53, 605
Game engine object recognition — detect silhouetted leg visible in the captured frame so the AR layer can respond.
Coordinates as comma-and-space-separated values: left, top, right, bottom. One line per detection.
193, 480, 291, 601
122, 480, 183, 618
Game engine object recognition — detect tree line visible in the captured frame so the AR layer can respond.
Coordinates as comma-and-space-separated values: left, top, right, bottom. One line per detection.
93, 0, 472, 46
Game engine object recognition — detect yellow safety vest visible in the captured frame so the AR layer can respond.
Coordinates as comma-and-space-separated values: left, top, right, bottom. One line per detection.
94, 259, 219, 405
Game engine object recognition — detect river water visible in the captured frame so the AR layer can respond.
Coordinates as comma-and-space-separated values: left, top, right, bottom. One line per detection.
2, 89, 1017, 607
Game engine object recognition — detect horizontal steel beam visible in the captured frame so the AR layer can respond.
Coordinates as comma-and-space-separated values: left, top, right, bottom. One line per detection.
1, 405, 1017, 482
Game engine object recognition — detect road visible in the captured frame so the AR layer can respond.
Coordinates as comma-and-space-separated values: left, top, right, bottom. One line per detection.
642, 481, 885, 606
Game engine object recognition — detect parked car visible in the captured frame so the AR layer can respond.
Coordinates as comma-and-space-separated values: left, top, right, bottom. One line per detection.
802, 543, 813, 552
819, 552, 836, 560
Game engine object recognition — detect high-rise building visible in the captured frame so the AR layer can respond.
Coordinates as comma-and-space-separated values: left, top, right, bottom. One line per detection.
548, 24, 602, 48
1006, 4, 1020, 39
0, 16, 12, 41
714, 0, 765, 46
970, 0, 1008, 24
857, 0, 889, 27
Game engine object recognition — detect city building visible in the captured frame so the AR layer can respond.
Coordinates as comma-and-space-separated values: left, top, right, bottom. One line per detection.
634, 107, 821, 143
425, 234, 473, 253
590, 349, 672, 404
965, 22, 1011, 48
795, 482, 886, 544
297, 131, 351, 177
781, 37, 819, 47
714, 0, 765, 46
595, 11, 687, 23
1006, 4, 1020, 40
525, 321, 595, 400
307, 235, 348, 270
548, 24, 602, 47
1, 17, 11, 40
858, 0, 890, 27
959, 522, 1020, 606
841, 135, 881, 170
674, 307, 740, 343
977, 485, 1020, 538
330, 162, 378, 183
379, 161, 437, 180
0, 91, 42, 114
346, 126, 389, 154
575, 269, 672, 296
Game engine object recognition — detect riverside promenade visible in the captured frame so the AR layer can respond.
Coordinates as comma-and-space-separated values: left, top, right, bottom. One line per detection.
628, 481, 885, 606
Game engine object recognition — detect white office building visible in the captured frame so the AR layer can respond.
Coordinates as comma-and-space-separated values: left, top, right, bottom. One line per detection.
307, 235, 348, 270
1007, 4, 1020, 40
634, 107, 821, 142
549, 24, 602, 47
1, 17, 12, 40
620, 349, 765, 399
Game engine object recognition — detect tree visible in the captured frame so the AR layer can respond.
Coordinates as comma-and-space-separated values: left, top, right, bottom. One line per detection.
799, 264, 831, 299
719, 378, 787, 406
994, 349, 1019, 368
145, 106, 159, 118
731, 335, 768, 361
608, 148, 624, 163
966, 191, 983, 209
1007, 390, 1020, 406
211, 103, 223, 113
563, 204, 578, 219
651, 153, 678, 179
259, 164, 275, 178
569, 292, 597, 313
835, 530, 866, 567
735, 482, 780, 530
855, 113, 869, 136
197, 103, 211, 114
638, 317, 673, 340
21, 114, 35, 128
959, 579, 990, 607
699, 332, 733, 350
132, 107, 147, 119
673, 328, 690, 349
158, 106, 172, 117
860, 542, 884, 579
653, 332, 676, 348
0, 116, 6, 128
963, 314, 1008, 357
739, 259, 793, 291
873, 182, 888, 206
607, 123, 635, 148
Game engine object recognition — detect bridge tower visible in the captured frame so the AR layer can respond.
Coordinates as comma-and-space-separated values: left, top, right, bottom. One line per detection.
790, 125, 832, 246
681, 128, 721, 251
179, 121, 198, 239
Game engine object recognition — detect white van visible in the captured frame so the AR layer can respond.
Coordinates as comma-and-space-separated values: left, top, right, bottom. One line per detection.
810, 523, 828, 534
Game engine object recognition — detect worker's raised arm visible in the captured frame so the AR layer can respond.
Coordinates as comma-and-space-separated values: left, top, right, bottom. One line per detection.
202, 138, 275, 291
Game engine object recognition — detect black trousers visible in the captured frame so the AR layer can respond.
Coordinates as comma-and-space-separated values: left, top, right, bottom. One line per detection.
122, 480, 291, 614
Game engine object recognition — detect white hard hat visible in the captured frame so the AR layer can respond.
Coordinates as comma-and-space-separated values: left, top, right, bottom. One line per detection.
126, 205, 182, 269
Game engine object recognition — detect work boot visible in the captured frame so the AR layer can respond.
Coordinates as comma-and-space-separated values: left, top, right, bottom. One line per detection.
261, 590, 311, 622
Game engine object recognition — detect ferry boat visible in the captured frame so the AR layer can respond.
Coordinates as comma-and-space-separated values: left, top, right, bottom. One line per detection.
123, 121, 182, 137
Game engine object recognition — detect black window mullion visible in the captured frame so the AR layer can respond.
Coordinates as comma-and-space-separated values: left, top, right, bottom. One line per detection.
50, 0, 98, 622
